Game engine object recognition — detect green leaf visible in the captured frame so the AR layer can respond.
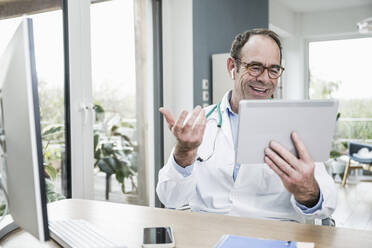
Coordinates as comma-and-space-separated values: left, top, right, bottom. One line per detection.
342, 142, 348, 149
330, 150, 341, 158
120, 162, 132, 178
45, 179, 65, 203
94, 149, 101, 160
94, 133, 99, 152
42, 124, 64, 137
120, 134, 132, 144
45, 164, 57, 180
94, 104, 105, 122
114, 154, 130, 166
94, 104, 104, 114
113, 149, 125, 157
44, 150, 51, 159
102, 143, 114, 156
336, 112, 341, 121
0, 203, 7, 216
115, 169, 124, 184
97, 157, 115, 174
111, 125, 119, 133
121, 122, 134, 128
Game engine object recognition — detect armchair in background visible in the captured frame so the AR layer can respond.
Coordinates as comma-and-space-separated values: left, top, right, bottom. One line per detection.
342, 142, 372, 186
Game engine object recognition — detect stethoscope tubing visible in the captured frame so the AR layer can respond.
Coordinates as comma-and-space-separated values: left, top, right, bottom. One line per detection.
205, 101, 222, 127
197, 101, 222, 162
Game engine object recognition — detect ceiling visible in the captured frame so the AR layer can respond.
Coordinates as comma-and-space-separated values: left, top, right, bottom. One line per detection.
1, 0, 371, 13
0, 0, 31, 6
0, 0, 29, 2
276, 0, 372, 13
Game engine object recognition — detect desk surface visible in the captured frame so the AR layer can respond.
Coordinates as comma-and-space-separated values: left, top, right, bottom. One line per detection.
1, 199, 372, 247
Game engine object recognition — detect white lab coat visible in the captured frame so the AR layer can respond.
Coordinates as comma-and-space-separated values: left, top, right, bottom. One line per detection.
157, 91, 337, 223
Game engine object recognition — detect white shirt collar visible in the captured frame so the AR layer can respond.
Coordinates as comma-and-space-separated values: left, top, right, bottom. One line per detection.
225, 90, 237, 116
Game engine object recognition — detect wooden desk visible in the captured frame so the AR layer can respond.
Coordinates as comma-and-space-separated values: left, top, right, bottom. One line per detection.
1, 199, 372, 247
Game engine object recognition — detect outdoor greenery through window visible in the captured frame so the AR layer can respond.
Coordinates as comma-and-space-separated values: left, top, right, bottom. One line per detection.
0, 10, 65, 205
91, 0, 140, 204
309, 38, 372, 156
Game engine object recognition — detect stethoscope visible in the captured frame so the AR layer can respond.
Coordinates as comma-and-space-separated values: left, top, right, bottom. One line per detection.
205, 101, 222, 127
196, 97, 273, 162
196, 101, 223, 162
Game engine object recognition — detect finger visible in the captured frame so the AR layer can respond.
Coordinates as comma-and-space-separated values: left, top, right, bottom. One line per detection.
185, 106, 202, 129
173, 110, 188, 134
264, 156, 289, 180
269, 140, 299, 170
159, 107, 175, 130
264, 147, 295, 177
194, 109, 207, 137
291, 131, 312, 162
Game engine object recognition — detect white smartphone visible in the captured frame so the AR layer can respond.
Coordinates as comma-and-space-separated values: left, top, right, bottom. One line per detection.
142, 227, 175, 248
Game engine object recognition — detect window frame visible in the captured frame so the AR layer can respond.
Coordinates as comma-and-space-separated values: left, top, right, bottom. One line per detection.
63, 0, 94, 199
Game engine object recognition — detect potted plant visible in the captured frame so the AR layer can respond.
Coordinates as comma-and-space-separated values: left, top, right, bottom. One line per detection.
93, 104, 137, 200
42, 124, 65, 202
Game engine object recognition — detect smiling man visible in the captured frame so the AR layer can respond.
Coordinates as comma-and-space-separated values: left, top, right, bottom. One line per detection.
157, 29, 336, 223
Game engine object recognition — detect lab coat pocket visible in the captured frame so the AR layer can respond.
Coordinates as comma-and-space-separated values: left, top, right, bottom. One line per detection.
260, 167, 284, 195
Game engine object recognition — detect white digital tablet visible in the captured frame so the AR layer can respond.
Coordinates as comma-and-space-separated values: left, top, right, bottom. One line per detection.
236, 100, 339, 164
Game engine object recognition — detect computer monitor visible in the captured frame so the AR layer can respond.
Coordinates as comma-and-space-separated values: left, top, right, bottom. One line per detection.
0, 18, 49, 241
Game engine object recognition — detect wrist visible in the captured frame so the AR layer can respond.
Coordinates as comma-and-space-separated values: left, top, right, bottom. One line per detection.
295, 183, 320, 208
174, 144, 197, 168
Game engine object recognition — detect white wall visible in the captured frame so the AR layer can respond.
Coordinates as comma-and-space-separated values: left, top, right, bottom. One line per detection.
282, 33, 307, 99
162, 0, 194, 160
269, 2, 306, 99
269, 1, 372, 99
269, 0, 296, 37
302, 5, 372, 39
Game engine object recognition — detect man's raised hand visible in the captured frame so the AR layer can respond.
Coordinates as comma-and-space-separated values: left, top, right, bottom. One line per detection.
159, 106, 207, 167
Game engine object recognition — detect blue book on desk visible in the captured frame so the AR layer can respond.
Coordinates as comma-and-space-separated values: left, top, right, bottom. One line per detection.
215, 235, 314, 248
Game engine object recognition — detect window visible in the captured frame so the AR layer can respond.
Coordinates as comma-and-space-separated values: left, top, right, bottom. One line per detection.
0, 0, 153, 206
90, 0, 145, 204
0, 9, 65, 203
309, 38, 372, 154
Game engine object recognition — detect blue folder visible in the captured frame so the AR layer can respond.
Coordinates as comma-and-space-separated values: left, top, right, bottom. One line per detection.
215, 235, 298, 248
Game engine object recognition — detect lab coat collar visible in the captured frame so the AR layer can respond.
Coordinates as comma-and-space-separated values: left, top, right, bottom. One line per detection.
208, 90, 234, 148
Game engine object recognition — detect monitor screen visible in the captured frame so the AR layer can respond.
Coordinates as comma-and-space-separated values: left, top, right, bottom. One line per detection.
0, 18, 49, 241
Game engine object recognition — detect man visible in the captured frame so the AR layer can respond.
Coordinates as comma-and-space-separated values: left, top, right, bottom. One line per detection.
157, 29, 336, 223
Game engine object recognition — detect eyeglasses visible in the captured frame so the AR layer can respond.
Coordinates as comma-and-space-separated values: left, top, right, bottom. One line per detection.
235, 59, 285, 79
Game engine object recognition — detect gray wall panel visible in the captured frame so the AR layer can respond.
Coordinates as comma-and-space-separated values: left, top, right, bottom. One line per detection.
193, 0, 268, 105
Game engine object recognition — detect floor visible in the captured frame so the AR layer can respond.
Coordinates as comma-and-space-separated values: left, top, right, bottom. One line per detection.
333, 181, 372, 231
93, 171, 137, 204
54, 171, 139, 204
